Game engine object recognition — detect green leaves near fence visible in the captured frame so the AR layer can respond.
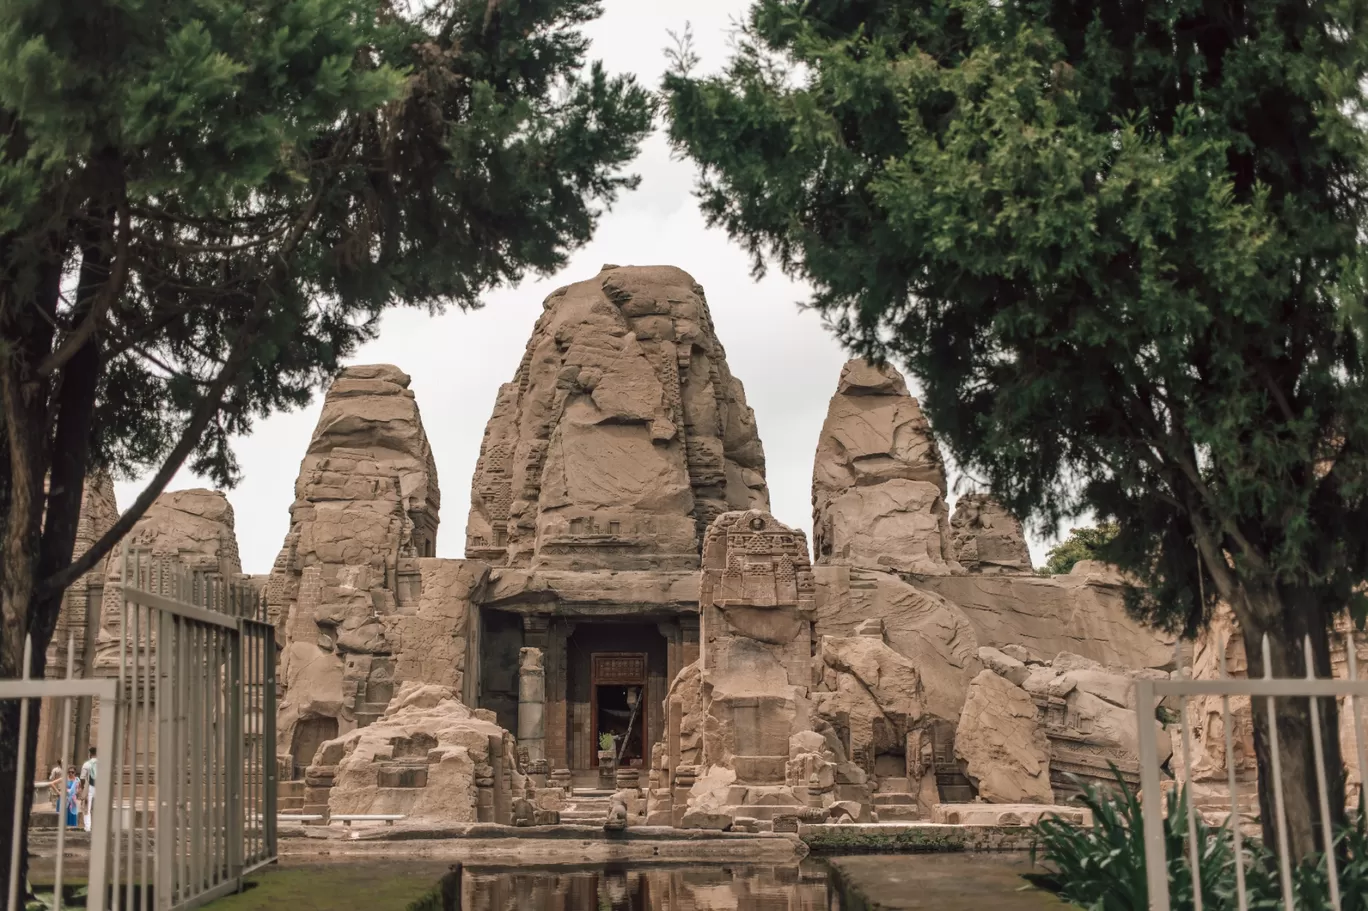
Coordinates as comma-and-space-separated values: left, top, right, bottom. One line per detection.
1030, 772, 1368, 910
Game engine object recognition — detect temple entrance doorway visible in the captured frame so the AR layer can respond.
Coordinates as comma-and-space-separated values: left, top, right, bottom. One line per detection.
565, 622, 668, 775
591, 654, 646, 767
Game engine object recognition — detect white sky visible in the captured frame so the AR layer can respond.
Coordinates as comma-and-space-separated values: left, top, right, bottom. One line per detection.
115, 0, 1061, 574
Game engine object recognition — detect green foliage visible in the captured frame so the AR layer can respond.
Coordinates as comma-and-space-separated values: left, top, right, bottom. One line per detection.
1, 0, 654, 494
1042, 523, 1120, 575
1031, 773, 1368, 910
599, 732, 616, 752
662, 0, 1368, 643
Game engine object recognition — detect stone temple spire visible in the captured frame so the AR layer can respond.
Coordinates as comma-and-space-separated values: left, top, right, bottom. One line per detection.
465, 264, 769, 572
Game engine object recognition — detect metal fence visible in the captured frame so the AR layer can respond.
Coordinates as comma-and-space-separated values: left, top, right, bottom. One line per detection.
2, 545, 277, 911
1134, 630, 1368, 911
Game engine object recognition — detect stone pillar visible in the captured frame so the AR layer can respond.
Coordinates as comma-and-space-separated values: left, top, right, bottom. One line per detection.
680, 613, 700, 669
517, 647, 546, 762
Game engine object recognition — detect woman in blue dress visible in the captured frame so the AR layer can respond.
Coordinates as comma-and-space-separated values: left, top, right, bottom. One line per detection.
64, 766, 80, 828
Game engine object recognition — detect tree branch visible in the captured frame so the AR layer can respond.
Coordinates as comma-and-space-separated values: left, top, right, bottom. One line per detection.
37, 181, 332, 597
38, 197, 129, 377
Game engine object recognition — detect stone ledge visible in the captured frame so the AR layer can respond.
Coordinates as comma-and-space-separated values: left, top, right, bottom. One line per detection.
348, 822, 797, 843
800, 822, 1038, 854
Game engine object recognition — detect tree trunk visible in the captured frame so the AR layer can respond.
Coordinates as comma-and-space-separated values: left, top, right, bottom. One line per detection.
1235, 584, 1347, 862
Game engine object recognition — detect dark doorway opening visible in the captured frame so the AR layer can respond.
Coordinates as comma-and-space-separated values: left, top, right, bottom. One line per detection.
594, 684, 645, 767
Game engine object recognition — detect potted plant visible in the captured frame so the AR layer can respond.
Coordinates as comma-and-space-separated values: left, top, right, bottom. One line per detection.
598, 732, 617, 786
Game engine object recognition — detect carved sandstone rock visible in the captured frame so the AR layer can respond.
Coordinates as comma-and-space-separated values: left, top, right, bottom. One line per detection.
949, 494, 1032, 574
271, 365, 490, 773
95, 488, 244, 671
811, 359, 958, 575
954, 670, 1054, 804
325, 682, 520, 825
466, 265, 768, 571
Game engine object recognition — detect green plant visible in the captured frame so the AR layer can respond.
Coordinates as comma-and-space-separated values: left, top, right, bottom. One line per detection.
664, 0, 1368, 858
598, 732, 616, 752
1030, 771, 1368, 910
1042, 525, 1121, 576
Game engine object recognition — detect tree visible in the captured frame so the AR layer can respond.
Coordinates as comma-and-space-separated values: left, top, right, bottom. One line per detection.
664, 0, 1368, 859
1042, 523, 1120, 575
0, 0, 651, 887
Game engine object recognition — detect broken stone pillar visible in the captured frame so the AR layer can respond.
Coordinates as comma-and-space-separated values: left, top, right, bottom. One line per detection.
517, 647, 546, 762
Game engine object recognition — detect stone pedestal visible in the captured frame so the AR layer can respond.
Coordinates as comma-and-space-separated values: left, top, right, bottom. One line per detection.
517, 647, 546, 762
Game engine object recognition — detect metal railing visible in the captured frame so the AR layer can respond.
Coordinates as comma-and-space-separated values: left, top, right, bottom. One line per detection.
1, 636, 118, 911
3, 544, 277, 911
1134, 630, 1368, 911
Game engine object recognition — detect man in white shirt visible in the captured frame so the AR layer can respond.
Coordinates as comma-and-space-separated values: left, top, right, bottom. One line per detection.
79, 747, 97, 833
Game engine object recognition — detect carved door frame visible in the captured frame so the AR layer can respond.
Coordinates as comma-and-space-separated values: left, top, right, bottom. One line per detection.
589, 652, 647, 768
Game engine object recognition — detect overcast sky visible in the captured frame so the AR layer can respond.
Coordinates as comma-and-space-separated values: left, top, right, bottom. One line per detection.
114, 0, 1062, 574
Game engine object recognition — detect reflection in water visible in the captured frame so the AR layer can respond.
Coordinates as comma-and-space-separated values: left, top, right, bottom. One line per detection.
457, 864, 833, 911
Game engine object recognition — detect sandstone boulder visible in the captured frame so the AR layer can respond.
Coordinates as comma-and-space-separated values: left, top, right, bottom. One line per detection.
812, 359, 958, 575
325, 682, 520, 825
949, 494, 1032, 573
465, 265, 768, 572
955, 670, 1054, 804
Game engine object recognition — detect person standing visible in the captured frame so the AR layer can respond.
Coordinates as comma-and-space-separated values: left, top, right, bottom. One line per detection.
47, 763, 64, 811
79, 746, 97, 833
64, 767, 80, 829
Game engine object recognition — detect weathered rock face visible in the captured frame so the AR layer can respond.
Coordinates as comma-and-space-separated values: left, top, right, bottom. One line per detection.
811, 359, 957, 575
697, 511, 815, 772
949, 494, 1032, 573
271, 365, 490, 774
465, 265, 768, 572
95, 488, 244, 670
913, 570, 1175, 672
957, 648, 1173, 804
955, 670, 1054, 804
320, 683, 521, 824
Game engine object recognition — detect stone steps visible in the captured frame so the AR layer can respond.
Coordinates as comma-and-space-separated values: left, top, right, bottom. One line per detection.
560, 789, 616, 824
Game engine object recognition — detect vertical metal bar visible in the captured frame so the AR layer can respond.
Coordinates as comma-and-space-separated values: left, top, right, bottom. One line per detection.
139, 602, 151, 911
119, 595, 135, 911
189, 624, 203, 896
155, 613, 173, 906
7, 636, 33, 911
177, 612, 189, 902
1135, 678, 1171, 911
1216, 635, 1247, 911
1348, 630, 1368, 818
1305, 636, 1341, 911
1262, 635, 1296, 911
89, 679, 118, 911
53, 637, 76, 911
113, 568, 128, 911
264, 622, 277, 861
228, 618, 244, 886
207, 624, 217, 887
1176, 644, 1203, 911
247, 620, 257, 865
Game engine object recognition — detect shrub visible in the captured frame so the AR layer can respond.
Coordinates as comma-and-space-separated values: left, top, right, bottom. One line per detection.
1030, 772, 1368, 910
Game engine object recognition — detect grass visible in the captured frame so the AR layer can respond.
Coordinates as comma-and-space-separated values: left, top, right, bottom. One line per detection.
201, 861, 458, 911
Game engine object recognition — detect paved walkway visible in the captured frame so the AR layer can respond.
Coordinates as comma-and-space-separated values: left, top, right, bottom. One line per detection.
828, 853, 1066, 910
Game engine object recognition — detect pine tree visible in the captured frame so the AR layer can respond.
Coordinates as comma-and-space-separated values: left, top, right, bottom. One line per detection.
665, 0, 1368, 858
0, 0, 651, 888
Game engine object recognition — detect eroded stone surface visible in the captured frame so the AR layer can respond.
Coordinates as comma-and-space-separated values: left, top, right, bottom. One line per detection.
812, 359, 957, 575
955, 670, 1054, 804
949, 494, 1032, 574
465, 265, 768, 572
270, 365, 491, 773
95, 488, 245, 671
323, 683, 521, 824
